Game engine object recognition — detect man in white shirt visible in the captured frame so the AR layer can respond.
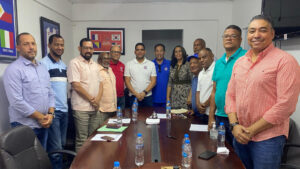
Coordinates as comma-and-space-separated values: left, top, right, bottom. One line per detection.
196, 48, 215, 121
125, 43, 157, 107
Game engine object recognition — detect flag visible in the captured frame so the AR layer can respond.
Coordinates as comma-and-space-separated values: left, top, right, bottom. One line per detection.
93, 42, 100, 48
92, 34, 98, 40
0, 3, 13, 24
0, 29, 14, 49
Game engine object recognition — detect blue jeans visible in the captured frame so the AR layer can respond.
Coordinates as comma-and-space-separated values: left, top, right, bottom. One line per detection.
47, 110, 68, 169
129, 95, 153, 107
195, 113, 208, 124
233, 135, 286, 169
11, 121, 48, 149
215, 115, 234, 146
117, 96, 125, 110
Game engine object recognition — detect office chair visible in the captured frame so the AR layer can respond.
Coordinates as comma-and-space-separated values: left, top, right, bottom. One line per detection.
281, 119, 300, 169
0, 125, 76, 169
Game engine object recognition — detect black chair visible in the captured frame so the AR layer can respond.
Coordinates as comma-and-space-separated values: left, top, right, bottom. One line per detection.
281, 119, 300, 169
0, 125, 76, 169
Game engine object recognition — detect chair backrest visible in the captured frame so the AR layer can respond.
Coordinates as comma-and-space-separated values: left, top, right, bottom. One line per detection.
0, 126, 52, 169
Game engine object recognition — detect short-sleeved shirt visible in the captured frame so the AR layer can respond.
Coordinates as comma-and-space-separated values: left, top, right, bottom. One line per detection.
41, 54, 68, 112
110, 60, 125, 97
212, 47, 247, 117
197, 62, 215, 116
152, 59, 170, 103
124, 58, 157, 96
67, 55, 102, 111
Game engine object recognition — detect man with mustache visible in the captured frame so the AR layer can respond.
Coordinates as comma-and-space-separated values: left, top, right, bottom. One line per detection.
226, 15, 300, 169
67, 38, 103, 152
3, 32, 55, 149
40, 34, 68, 169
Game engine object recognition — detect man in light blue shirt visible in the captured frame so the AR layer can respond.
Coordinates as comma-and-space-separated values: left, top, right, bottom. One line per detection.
3, 32, 55, 149
41, 34, 68, 169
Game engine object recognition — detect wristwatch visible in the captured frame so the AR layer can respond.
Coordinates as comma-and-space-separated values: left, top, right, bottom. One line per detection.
143, 90, 148, 95
48, 112, 55, 118
230, 122, 239, 131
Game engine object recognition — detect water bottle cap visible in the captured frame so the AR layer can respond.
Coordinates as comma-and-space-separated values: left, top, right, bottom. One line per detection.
182, 152, 187, 157
220, 122, 224, 126
114, 161, 120, 167
184, 133, 189, 138
167, 100, 170, 103
137, 133, 142, 137
185, 139, 190, 144
117, 107, 121, 109
133, 108, 137, 111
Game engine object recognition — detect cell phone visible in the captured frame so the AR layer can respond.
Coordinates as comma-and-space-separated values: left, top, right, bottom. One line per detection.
198, 151, 217, 160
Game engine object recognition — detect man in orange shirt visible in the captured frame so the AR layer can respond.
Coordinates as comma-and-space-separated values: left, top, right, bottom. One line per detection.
225, 15, 300, 169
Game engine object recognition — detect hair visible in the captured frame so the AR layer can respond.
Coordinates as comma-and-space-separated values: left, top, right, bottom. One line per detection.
79, 38, 92, 47
154, 43, 165, 51
194, 38, 206, 48
250, 14, 274, 29
97, 52, 109, 63
225, 25, 242, 36
16, 32, 31, 45
110, 45, 121, 51
135, 42, 145, 50
170, 45, 188, 68
48, 34, 63, 44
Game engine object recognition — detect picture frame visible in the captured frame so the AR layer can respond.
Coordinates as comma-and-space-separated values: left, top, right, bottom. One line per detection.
40, 17, 60, 58
87, 28, 125, 55
0, 0, 18, 63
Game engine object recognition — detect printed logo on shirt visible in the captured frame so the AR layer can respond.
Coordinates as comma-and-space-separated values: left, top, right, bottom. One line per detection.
164, 67, 168, 71
144, 66, 147, 69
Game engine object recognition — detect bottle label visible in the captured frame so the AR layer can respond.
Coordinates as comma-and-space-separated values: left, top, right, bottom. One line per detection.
218, 131, 225, 135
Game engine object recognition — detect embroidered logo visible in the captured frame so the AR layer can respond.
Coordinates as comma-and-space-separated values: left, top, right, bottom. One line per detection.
164, 67, 168, 71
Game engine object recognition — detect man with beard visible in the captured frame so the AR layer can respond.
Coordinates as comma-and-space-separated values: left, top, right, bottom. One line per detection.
97, 52, 117, 125
125, 43, 156, 107
41, 34, 68, 169
3, 32, 55, 149
67, 38, 103, 152
152, 44, 170, 108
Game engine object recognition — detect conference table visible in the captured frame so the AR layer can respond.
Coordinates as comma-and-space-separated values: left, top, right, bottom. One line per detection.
70, 107, 245, 169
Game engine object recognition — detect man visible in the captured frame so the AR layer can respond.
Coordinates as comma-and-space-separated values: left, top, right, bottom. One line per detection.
3, 32, 55, 149
125, 43, 156, 107
67, 38, 103, 152
40, 34, 68, 169
209, 25, 247, 146
97, 52, 117, 125
152, 44, 170, 108
195, 48, 215, 124
193, 38, 206, 54
110, 45, 125, 109
226, 15, 300, 169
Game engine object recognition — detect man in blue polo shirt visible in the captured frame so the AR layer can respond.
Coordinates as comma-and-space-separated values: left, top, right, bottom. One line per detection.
41, 34, 68, 169
152, 44, 170, 108
209, 25, 247, 146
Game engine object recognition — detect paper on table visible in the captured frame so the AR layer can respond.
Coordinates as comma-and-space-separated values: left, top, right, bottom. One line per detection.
146, 118, 160, 124
157, 114, 166, 119
97, 125, 128, 132
189, 124, 208, 132
91, 134, 122, 141
107, 118, 131, 124
217, 147, 230, 154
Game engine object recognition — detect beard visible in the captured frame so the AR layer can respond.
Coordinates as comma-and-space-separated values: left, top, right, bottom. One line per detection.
81, 52, 93, 61
52, 50, 62, 58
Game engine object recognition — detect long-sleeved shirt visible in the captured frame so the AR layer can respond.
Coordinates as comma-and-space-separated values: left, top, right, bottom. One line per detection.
225, 44, 300, 141
3, 56, 55, 129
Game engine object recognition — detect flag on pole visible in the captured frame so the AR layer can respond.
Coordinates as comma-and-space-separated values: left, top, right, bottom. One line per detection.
0, 29, 14, 49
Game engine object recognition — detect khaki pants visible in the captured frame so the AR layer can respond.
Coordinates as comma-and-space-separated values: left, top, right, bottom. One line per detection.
99, 111, 116, 126
73, 110, 101, 152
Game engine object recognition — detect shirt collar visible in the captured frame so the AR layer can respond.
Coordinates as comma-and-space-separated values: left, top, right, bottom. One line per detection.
245, 43, 274, 61
19, 56, 39, 66
110, 60, 119, 65
99, 64, 110, 71
203, 61, 215, 72
153, 58, 166, 65
78, 55, 94, 64
134, 58, 147, 64
47, 53, 59, 63
222, 47, 243, 63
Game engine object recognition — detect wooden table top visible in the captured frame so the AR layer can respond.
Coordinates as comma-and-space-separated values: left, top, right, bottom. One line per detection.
70, 107, 245, 169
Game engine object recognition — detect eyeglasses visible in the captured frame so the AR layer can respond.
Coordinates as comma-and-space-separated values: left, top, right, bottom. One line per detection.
111, 51, 121, 54
222, 34, 240, 39
82, 46, 93, 50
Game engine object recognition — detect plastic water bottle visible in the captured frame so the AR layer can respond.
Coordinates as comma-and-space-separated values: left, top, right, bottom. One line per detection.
166, 100, 171, 108
182, 139, 192, 168
181, 152, 189, 169
135, 133, 144, 166
116, 107, 122, 128
210, 122, 218, 140
182, 133, 190, 145
113, 161, 121, 169
132, 98, 138, 122
166, 106, 171, 119
217, 122, 226, 148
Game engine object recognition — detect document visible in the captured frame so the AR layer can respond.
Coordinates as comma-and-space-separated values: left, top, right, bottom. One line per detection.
97, 125, 128, 132
107, 118, 131, 124
157, 114, 166, 119
91, 134, 122, 141
189, 124, 208, 132
146, 118, 160, 125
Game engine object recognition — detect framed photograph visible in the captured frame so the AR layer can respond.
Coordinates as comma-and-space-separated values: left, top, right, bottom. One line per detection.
87, 28, 125, 55
40, 17, 60, 58
0, 0, 18, 63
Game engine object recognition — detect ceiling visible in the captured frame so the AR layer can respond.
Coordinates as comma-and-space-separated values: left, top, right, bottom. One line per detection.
68, 0, 232, 4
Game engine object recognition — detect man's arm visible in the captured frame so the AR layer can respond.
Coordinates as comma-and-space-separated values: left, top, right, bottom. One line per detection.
124, 76, 140, 98
187, 89, 192, 105
71, 82, 96, 105
95, 82, 103, 109
139, 76, 156, 101
207, 82, 216, 129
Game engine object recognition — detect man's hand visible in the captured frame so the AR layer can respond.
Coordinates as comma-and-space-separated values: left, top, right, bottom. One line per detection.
208, 117, 215, 130
232, 125, 251, 144
89, 97, 99, 109
187, 109, 194, 115
136, 92, 145, 101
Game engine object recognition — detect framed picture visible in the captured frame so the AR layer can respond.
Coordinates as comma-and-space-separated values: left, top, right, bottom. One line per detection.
0, 0, 18, 63
40, 17, 60, 58
87, 28, 125, 55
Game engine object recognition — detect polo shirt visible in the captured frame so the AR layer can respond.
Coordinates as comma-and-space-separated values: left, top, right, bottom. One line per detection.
110, 60, 125, 97
41, 54, 68, 112
212, 47, 247, 117
152, 59, 170, 103
124, 58, 157, 97
67, 55, 103, 111
197, 61, 215, 116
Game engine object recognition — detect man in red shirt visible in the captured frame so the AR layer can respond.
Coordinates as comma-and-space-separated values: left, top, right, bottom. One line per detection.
110, 45, 125, 109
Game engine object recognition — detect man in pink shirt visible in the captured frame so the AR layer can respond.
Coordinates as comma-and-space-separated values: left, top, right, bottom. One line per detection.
225, 15, 300, 169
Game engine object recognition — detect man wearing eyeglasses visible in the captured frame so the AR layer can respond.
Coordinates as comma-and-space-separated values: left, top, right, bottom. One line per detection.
152, 44, 170, 108
67, 38, 103, 152
208, 25, 247, 146
110, 45, 125, 110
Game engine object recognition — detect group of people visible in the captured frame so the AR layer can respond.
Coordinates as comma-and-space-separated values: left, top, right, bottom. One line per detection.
2, 14, 300, 169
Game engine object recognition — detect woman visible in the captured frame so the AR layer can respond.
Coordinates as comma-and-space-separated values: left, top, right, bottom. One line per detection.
167, 45, 192, 109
